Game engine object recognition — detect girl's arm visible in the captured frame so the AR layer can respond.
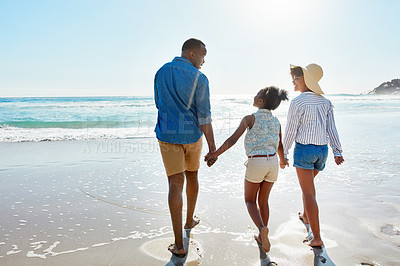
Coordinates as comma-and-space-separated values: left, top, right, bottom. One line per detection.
205, 115, 253, 162
277, 126, 289, 169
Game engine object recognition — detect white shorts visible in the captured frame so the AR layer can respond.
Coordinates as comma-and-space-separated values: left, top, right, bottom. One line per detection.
244, 155, 279, 183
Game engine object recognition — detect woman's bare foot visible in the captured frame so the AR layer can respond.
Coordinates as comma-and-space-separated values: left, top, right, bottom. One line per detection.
307, 238, 323, 247
168, 244, 186, 258
260, 226, 270, 253
298, 212, 309, 224
184, 216, 200, 229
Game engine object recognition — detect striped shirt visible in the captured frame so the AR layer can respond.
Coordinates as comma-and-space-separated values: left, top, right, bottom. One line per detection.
283, 92, 343, 157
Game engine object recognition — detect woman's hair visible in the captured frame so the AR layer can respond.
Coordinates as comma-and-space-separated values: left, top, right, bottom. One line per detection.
290, 67, 303, 77
259, 86, 288, 110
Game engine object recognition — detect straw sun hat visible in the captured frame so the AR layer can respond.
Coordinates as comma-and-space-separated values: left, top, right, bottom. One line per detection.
290, 63, 324, 95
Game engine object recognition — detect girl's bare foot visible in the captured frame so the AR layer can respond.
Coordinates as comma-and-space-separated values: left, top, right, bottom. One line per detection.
260, 226, 270, 252
168, 244, 186, 258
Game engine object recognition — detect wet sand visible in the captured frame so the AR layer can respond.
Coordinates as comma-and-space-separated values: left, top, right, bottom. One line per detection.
0, 138, 399, 265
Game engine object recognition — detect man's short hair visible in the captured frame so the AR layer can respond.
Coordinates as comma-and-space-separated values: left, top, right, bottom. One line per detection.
182, 38, 205, 51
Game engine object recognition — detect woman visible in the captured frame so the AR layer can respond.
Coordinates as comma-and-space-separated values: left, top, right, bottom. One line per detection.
283, 63, 344, 247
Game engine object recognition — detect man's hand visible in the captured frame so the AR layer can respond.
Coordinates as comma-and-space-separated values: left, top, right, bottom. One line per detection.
334, 156, 344, 165
204, 152, 218, 167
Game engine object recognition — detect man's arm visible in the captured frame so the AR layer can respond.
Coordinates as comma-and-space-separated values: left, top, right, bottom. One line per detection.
200, 123, 216, 153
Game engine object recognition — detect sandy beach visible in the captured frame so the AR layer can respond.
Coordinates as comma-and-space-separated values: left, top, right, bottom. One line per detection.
1, 126, 399, 265
2, 0, 400, 263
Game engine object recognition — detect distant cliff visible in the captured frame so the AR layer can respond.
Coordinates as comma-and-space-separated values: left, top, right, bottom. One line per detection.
369, 79, 400, 94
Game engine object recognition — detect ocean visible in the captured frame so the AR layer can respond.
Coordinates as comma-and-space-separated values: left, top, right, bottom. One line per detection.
0, 94, 399, 265
2, 94, 400, 142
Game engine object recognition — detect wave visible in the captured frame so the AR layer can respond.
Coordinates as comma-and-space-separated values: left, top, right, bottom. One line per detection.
1, 120, 155, 129
0, 127, 155, 142
0, 96, 152, 103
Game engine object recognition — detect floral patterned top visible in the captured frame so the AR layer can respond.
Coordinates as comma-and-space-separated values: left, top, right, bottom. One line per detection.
244, 109, 280, 156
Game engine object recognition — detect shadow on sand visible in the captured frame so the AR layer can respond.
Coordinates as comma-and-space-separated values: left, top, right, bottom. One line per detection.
255, 240, 278, 266
300, 218, 335, 266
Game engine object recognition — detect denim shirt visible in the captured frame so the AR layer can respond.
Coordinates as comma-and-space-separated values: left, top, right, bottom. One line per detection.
154, 57, 212, 144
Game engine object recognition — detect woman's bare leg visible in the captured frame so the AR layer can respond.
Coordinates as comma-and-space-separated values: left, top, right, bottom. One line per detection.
299, 170, 319, 224
296, 168, 323, 247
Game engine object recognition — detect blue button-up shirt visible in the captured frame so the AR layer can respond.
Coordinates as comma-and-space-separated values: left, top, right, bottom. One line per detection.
154, 57, 212, 144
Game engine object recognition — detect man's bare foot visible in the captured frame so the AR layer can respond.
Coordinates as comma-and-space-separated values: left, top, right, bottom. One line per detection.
298, 212, 309, 224
307, 238, 323, 247
184, 217, 200, 229
168, 244, 186, 258
260, 226, 270, 253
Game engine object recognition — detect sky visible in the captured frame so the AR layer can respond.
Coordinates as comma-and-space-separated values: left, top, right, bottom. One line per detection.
1, 0, 399, 97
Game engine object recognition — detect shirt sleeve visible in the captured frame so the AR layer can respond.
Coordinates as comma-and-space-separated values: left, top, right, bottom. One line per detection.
283, 100, 301, 158
195, 74, 212, 125
154, 72, 159, 109
326, 103, 343, 156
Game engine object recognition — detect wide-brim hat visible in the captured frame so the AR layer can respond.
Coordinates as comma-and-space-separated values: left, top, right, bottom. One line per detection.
290, 63, 324, 95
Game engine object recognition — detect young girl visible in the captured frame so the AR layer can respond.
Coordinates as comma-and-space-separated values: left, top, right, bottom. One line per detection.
205, 86, 288, 253
283, 64, 344, 247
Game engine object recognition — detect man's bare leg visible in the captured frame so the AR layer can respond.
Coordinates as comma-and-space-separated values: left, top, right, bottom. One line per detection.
184, 170, 200, 229
167, 172, 185, 255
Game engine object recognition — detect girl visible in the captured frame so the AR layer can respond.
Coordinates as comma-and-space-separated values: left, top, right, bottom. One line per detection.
205, 86, 288, 253
283, 64, 344, 247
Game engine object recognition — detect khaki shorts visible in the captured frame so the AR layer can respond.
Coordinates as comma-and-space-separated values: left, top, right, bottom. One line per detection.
244, 155, 279, 183
158, 137, 203, 176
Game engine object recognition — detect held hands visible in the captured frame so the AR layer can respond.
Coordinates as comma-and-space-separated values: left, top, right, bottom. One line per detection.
204, 152, 218, 167
280, 158, 289, 169
334, 156, 344, 165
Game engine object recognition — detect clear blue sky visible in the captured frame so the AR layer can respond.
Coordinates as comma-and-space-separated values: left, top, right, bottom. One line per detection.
1, 0, 399, 97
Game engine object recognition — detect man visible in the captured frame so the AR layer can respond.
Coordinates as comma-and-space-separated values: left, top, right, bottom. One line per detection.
154, 38, 216, 257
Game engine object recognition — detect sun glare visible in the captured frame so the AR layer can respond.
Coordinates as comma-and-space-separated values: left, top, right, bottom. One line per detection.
239, 0, 308, 31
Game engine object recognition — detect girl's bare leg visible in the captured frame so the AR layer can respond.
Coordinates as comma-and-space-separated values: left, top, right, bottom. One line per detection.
258, 181, 274, 252
244, 179, 272, 252
244, 180, 263, 230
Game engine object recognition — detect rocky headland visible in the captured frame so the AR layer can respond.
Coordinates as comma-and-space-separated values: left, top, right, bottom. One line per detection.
368, 79, 400, 94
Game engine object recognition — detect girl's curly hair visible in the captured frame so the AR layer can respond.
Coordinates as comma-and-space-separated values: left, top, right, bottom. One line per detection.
259, 86, 288, 110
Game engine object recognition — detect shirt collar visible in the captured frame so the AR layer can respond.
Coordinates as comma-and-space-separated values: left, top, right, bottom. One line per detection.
173, 56, 193, 66
257, 109, 272, 114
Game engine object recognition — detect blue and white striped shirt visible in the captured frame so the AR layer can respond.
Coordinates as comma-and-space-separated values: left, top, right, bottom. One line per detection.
283, 92, 343, 157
